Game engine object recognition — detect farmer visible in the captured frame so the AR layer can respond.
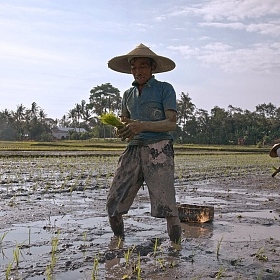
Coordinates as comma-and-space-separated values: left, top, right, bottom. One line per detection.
269, 143, 280, 158
269, 143, 280, 177
106, 43, 181, 244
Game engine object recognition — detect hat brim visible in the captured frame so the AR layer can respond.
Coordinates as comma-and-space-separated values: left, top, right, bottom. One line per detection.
108, 54, 176, 74
269, 143, 280, 157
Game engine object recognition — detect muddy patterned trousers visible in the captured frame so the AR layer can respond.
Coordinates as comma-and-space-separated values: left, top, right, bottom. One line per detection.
106, 140, 179, 218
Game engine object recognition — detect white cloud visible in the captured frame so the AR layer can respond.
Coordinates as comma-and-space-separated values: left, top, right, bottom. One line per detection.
200, 21, 280, 36
131, 23, 151, 32
171, 0, 280, 21
155, 16, 166, 22
203, 42, 232, 51
171, 42, 280, 73
200, 22, 245, 30
246, 21, 280, 36
169, 45, 200, 59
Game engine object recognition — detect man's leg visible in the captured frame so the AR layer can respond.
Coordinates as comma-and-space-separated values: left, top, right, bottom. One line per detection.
109, 214, 124, 238
106, 146, 144, 238
142, 140, 181, 243
166, 216, 182, 244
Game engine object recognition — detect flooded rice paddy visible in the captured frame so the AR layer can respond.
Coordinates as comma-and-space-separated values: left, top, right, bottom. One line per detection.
0, 153, 280, 279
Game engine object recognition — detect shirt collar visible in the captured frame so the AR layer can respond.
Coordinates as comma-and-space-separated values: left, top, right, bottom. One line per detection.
132, 75, 155, 88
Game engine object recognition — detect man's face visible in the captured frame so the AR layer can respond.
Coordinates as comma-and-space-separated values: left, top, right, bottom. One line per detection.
130, 57, 153, 85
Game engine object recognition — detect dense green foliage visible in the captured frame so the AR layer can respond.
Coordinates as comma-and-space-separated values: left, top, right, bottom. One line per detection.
1, 84, 279, 144
175, 93, 280, 145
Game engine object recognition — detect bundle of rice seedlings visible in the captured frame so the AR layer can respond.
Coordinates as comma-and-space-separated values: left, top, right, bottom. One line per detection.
99, 113, 124, 129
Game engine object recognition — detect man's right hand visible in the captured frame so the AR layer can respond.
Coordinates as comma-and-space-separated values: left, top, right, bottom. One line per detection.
117, 125, 135, 141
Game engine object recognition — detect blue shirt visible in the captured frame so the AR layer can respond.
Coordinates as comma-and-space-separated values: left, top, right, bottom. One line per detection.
121, 76, 177, 145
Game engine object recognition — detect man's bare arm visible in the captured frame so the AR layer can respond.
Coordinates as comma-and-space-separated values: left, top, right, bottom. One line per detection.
118, 110, 177, 140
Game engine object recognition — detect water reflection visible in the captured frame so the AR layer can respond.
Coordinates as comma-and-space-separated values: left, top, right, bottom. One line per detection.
181, 222, 213, 238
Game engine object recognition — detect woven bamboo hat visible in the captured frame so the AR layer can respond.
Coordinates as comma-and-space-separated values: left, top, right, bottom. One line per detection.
108, 43, 175, 74
269, 143, 280, 157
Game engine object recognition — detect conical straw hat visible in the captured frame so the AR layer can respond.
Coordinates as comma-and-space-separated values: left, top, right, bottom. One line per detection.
269, 143, 280, 157
108, 43, 175, 74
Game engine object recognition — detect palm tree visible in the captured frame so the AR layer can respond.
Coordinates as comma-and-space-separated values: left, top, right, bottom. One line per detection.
39, 109, 46, 123
75, 103, 82, 135
59, 115, 68, 127
30, 102, 39, 120
13, 104, 26, 140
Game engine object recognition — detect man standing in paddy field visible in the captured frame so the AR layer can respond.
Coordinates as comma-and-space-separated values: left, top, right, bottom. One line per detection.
106, 43, 182, 244
269, 143, 280, 177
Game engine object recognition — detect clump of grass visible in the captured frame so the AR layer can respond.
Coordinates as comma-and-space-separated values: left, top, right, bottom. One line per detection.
254, 247, 268, 261
99, 113, 124, 129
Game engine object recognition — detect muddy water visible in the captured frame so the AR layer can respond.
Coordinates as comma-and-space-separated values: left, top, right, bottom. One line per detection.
0, 155, 280, 279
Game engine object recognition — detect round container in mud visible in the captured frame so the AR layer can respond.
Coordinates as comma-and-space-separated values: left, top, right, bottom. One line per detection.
177, 203, 214, 223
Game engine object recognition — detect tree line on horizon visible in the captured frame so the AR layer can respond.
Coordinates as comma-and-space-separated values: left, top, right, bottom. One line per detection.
0, 83, 279, 145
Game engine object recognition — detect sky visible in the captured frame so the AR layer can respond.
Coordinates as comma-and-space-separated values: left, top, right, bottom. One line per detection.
1, 0, 280, 119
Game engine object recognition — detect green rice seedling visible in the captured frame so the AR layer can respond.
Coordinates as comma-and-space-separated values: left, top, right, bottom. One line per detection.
45, 264, 52, 280
153, 237, 158, 255
99, 113, 124, 129
5, 261, 13, 280
124, 245, 135, 266
216, 236, 223, 257
215, 267, 226, 279
137, 253, 141, 280
13, 244, 20, 267
91, 254, 99, 280
254, 247, 268, 261
0, 231, 8, 246
156, 257, 166, 270
83, 231, 87, 246
48, 230, 60, 273
117, 236, 123, 249
132, 253, 142, 280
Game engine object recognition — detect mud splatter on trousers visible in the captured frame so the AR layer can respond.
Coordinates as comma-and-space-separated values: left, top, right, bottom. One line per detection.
106, 140, 179, 218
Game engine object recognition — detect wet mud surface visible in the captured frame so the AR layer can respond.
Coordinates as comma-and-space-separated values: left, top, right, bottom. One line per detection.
0, 154, 280, 279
